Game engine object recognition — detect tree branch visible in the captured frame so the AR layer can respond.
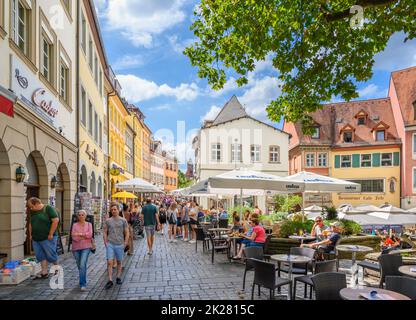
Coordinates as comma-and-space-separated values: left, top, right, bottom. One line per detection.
323, 0, 398, 22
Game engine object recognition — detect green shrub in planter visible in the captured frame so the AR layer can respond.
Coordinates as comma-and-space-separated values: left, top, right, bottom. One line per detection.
339, 219, 362, 236
279, 220, 314, 238
324, 206, 338, 220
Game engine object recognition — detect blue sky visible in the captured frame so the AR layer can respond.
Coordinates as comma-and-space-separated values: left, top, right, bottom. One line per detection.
95, 0, 416, 170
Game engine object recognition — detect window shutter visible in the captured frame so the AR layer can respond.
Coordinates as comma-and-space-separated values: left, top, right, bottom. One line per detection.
393, 152, 400, 166
372, 153, 380, 167
352, 154, 360, 168
334, 155, 340, 168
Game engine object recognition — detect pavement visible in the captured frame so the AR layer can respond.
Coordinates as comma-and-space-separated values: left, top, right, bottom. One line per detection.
0, 228, 376, 300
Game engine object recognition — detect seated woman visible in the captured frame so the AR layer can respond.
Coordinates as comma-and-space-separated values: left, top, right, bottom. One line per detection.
233, 216, 266, 259
381, 235, 401, 254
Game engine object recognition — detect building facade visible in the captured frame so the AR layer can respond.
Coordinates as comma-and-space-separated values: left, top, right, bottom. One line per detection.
142, 123, 151, 182
78, 0, 108, 224
193, 96, 290, 211
0, 0, 78, 259
284, 98, 401, 208
389, 67, 416, 209
163, 151, 178, 192
128, 104, 145, 179
150, 140, 165, 190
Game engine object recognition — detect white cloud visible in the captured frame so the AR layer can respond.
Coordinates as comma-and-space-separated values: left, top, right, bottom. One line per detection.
148, 104, 173, 111
374, 32, 416, 72
112, 54, 144, 71
99, 0, 188, 47
117, 74, 200, 102
238, 76, 282, 119
200, 105, 221, 123
168, 35, 196, 54
358, 84, 387, 99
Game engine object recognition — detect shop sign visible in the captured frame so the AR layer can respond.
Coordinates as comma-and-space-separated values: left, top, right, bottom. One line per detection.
86, 144, 99, 166
110, 163, 124, 176
337, 195, 385, 201
32, 89, 58, 118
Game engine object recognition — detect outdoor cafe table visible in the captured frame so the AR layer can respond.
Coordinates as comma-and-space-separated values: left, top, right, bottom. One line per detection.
336, 244, 373, 288
399, 265, 416, 278
270, 254, 312, 281
339, 287, 411, 300
208, 228, 231, 240
289, 235, 316, 245
228, 236, 243, 257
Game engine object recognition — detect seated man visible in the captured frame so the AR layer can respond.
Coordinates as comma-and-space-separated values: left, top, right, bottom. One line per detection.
381, 235, 401, 254
302, 221, 342, 258
310, 216, 328, 241
219, 208, 229, 219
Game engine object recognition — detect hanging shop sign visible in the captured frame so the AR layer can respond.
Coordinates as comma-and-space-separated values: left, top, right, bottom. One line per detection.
86, 144, 99, 166
110, 163, 124, 176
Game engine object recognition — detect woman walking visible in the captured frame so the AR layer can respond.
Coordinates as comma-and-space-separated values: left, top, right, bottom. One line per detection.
159, 205, 167, 235
167, 203, 178, 243
71, 210, 93, 291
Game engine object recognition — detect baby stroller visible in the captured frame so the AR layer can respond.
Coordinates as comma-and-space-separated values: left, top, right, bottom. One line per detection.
132, 217, 144, 239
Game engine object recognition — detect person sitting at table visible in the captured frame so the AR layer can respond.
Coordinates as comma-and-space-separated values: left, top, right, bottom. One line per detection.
381, 235, 401, 254
302, 221, 342, 259
229, 216, 245, 234
311, 216, 327, 241
233, 216, 266, 259
219, 207, 229, 219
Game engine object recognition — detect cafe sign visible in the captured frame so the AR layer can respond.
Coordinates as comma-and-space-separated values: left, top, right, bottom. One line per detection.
86, 144, 99, 166
32, 89, 58, 118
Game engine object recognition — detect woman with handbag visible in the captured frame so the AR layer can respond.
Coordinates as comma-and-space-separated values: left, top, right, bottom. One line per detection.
71, 210, 93, 291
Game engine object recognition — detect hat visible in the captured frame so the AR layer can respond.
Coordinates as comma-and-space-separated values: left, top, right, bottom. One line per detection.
330, 221, 342, 228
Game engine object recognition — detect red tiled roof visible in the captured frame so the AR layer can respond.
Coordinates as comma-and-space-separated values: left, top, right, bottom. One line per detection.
391, 66, 416, 126
285, 98, 401, 149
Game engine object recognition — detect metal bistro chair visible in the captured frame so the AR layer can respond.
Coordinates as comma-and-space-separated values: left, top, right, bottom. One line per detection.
385, 276, 416, 300
294, 259, 337, 300
250, 258, 292, 300
322, 237, 342, 271
208, 232, 230, 264
277, 247, 316, 278
242, 247, 264, 291
311, 272, 347, 300
378, 254, 403, 288
195, 227, 210, 253
263, 234, 273, 261
219, 219, 229, 229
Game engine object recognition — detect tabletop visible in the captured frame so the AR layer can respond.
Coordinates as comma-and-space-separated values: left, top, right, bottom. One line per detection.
336, 244, 373, 253
208, 228, 231, 232
289, 235, 316, 240
270, 254, 312, 264
399, 265, 416, 278
340, 287, 411, 300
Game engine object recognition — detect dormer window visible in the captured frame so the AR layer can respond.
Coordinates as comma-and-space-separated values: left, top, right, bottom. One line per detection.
376, 130, 385, 141
372, 121, 389, 142
340, 124, 355, 143
355, 109, 368, 126
343, 131, 353, 143
311, 127, 320, 139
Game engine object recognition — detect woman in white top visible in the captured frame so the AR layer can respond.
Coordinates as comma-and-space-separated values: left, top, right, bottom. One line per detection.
167, 203, 178, 243
188, 202, 199, 244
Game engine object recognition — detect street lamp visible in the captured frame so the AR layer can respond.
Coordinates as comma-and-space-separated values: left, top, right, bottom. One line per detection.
50, 176, 57, 189
15, 166, 26, 183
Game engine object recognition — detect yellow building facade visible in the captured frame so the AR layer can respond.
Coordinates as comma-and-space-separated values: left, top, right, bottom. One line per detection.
78, 1, 107, 209
331, 147, 401, 207
127, 105, 145, 179
142, 124, 152, 182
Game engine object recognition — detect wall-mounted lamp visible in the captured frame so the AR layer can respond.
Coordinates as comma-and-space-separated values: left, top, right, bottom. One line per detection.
16, 166, 26, 183
51, 176, 57, 189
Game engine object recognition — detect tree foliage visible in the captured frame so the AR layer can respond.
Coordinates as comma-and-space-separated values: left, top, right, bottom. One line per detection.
178, 170, 193, 188
185, 0, 416, 133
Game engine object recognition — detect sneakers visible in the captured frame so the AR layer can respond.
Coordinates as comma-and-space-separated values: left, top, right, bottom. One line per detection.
184, 238, 189, 242
189, 240, 196, 244
147, 250, 153, 255
80, 287, 87, 292
116, 278, 122, 285
173, 239, 178, 243
105, 281, 114, 290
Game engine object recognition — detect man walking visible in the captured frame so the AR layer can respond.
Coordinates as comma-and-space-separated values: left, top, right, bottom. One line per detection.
141, 198, 160, 255
27, 197, 60, 278
104, 203, 129, 289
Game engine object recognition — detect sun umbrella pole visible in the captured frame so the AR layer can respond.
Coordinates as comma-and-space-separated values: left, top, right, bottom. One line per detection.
240, 188, 243, 220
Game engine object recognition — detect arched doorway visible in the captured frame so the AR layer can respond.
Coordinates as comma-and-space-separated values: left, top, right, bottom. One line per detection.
79, 165, 87, 192
55, 164, 71, 233
24, 151, 48, 254
90, 171, 96, 196
0, 139, 11, 257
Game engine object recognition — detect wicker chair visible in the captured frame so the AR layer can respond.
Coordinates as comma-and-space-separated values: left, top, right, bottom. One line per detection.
249, 258, 292, 300
385, 276, 416, 300
208, 232, 230, 264
219, 219, 229, 228
242, 247, 264, 290
311, 272, 347, 300
195, 227, 210, 253
294, 259, 337, 299
378, 254, 403, 288
263, 234, 273, 261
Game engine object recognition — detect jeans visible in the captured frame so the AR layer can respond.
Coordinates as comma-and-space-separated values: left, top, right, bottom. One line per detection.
73, 249, 91, 287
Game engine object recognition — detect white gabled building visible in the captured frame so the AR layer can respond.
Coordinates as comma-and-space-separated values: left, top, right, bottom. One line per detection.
192, 96, 290, 212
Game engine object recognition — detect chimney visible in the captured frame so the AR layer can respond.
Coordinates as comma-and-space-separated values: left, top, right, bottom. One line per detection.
204, 120, 214, 128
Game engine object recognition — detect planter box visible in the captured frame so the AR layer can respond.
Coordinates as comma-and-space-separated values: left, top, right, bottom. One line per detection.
0, 267, 30, 285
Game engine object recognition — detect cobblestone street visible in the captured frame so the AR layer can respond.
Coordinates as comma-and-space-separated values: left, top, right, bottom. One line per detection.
0, 228, 371, 300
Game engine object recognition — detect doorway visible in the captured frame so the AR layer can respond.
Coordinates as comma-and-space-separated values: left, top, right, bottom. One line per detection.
24, 186, 39, 255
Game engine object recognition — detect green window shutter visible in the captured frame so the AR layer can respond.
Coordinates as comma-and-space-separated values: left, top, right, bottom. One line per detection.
352, 154, 360, 168
372, 153, 380, 167
393, 152, 400, 166
334, 155, 340, 168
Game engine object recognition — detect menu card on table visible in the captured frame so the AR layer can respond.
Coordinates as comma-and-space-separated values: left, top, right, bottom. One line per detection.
360, 293, 396, 300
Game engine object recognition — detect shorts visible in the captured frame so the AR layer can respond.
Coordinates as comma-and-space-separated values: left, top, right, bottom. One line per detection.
176, 217, 182, 227
32, 236, 58, 263
246, 241, 265, 248
189, 219, 198, 225
318, 245, 334, 253
145, 225, 156, 236
106, 242, 124, 261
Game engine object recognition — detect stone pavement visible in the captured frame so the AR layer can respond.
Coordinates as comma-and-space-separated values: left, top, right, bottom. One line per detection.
0, 230, 373, 300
